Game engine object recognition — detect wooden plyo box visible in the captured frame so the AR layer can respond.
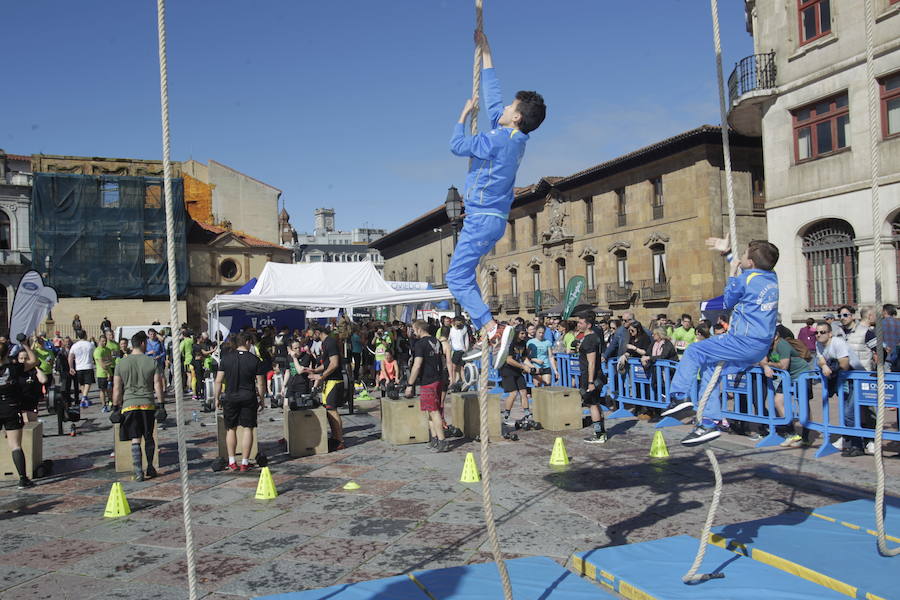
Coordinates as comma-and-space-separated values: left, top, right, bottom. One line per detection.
285, 406, 329, 457
216, 414, 259, 460
532, 386, 583, 431
381, 398, 429, 445
113, 423, 160, 473
461, 392, 501, 439
0, 422, 42, 480
446, 392, 466, 431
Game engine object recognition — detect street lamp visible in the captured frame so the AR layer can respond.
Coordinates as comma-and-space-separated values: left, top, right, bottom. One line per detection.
444, 186, 463, 316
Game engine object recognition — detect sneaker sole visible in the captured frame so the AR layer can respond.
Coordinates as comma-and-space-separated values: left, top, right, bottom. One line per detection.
661, 401, 694, 417
492, 327, 515, 370
681, 430, 721, 446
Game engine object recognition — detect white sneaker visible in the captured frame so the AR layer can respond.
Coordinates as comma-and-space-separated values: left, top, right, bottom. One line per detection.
865, 441, 876, 455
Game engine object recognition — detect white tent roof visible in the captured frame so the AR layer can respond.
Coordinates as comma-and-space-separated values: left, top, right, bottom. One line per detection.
206, 262, 453, 313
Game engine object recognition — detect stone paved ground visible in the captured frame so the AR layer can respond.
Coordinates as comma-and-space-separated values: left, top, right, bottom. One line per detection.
1, 391, 898, 599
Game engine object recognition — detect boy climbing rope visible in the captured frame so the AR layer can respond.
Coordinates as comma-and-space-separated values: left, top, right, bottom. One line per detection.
661, 236, 780, 446
448, 31, 546, 368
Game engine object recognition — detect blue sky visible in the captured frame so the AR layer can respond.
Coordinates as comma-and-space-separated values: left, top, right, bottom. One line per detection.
4, 1, 752, 234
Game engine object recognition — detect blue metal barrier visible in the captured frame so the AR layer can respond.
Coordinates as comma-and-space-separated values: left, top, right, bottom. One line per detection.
605, 358, 684, 428
718, 366, 794, 447
797, 370, 900, 458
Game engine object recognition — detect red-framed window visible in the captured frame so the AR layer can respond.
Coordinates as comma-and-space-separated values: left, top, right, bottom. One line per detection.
798, 0, 831, 45
881, 71, 900, 139
793, 92, 849, 162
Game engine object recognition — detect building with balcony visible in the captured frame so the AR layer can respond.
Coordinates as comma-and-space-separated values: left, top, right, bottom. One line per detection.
734, 0, 900, 322
0, 151, 34, 334
285, 208, 386, 273
371, 126, 766, 325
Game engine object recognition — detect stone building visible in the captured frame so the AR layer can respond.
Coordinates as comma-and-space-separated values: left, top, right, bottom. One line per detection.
285, 208, 386, 273
186, 221, 292, 328
372, 126, 767, 324
0, 151, 33, 335
730, 0, 900, 322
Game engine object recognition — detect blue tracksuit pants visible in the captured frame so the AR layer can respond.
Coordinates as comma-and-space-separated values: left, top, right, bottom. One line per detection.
669, 334, 771, 421
446, 214, 507, 330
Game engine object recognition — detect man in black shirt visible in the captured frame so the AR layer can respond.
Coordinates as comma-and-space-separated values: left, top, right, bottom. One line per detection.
1, 339, 38, 488
405, 320, 449, 452
578, 311, 608, 444
311, 326, 345, 451
214, 332, 265, 472
499, 327, 535, 426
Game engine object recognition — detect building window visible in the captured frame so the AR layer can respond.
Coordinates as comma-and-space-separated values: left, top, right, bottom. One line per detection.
509, 268, 518, 296
0, 211, 10, 250
530, 214, 538, 246
584, 256, 595, 290
556, 258, 566, 291
751, 168, 766, 212
413, 263, 418, 281
798, 0, 831, 45
402, 267, 408, 281
508, 219, 516, 251
881, 71, 900, 139
802, 219, 858, 310
793, 92, 849, 162
615, 250, 629, 287
651, 178, 664, 220
532, 266, 540, 292
490, 272, 498, 297
584, 197, 594, 234
101, 181, 120, 208
220, 258, 239, 281
616, 188, 626, 227
430, 258, 435, 282
651, 244, 667, 284
893, 214, 900, 300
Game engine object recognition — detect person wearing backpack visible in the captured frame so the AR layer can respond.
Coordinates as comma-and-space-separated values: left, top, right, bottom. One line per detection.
759, 331, 812, 447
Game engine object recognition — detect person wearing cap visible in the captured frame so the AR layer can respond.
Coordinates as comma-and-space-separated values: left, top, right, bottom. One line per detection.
823, 313, 844, 338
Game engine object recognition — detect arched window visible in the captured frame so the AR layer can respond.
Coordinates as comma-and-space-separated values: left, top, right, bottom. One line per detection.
0, 211, 10, 250
584, 256, 595, 290
803, 219, 858, 310
489, 271, 498, 297
893, 214, 900, 300
615, 249, 629, 287
650, 244, 667, 283
556, 258, 566, 292
509, 268, 518, 296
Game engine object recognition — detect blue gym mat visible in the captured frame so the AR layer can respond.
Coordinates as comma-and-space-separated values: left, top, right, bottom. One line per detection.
571, 534, 848, 599
254, 574, 428, 599
711, 511, 900, 599
808, 498, 900, 543
411, 556, 613, 599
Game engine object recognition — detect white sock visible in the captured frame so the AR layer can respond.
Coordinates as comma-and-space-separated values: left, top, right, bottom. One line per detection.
228, 456, 236, 465
241, 458, 249, 466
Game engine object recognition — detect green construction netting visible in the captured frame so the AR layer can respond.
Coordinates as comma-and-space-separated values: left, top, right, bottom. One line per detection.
31, 173, 187, 299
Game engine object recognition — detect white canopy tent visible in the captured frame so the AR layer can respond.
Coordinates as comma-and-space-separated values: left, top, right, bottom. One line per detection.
206, 262, 454, 330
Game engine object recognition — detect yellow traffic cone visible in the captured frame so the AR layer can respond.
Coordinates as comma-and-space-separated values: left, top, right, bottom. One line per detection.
255, 466, 278, 500
549, 437, 570, 466
103, 482, 131, 518
650, 430, 669, 458
459, 452, 481, 483
343, 481, 361, 490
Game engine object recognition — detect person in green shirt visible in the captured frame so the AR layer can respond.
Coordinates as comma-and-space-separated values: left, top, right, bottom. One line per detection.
112, 331, 163, 481
32, 334, 54, 381
179, 331, 194, 393
668, 313, 697, 358
760, 332, 812, 447
94, 334, 114, 410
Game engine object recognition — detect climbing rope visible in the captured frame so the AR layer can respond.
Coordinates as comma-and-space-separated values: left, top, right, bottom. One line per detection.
155, 1, 200, 598
682, 0, 738, 582
470, 2, 513, 598
862, 0, 899, 558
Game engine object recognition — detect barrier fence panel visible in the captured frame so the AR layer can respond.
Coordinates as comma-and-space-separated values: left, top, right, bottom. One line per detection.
719, 366, 794, 447
798, 370, 900, 458
605, 359, 684, 427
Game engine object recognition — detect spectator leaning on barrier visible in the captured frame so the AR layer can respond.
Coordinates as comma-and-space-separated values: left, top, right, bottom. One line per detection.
604, 310, 636, 363
760, 330, 812, 447
839, 305, 875, 371
815, 321, 869, 457
882, 304, 900, 353
668, 314, 696, 359
823, 313, 843, 338
775, 313, 794, 339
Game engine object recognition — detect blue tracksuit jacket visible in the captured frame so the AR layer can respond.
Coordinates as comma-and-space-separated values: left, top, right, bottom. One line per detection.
723, 269, 779, 339
450, 68, 528, 220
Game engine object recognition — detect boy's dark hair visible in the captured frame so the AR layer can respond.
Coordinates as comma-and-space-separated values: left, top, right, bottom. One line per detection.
747, 240, 779, 271
515, 90, 546, 134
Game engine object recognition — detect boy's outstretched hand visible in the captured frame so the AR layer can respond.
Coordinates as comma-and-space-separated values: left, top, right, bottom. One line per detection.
705, 235, 730, 254
458, 98, 477, 124
474, 30, 493, 68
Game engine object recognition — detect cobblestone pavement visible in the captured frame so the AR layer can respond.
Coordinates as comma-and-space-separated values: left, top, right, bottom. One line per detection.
1, 391, 898, 599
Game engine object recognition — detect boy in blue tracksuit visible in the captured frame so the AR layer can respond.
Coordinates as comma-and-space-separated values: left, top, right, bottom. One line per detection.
661, 237, 780, 445
447, 31, 546, 369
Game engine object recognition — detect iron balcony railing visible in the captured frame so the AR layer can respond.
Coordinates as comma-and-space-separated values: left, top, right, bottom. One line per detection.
524, 290, 559, 311
728, 52, 776, 105
487, 295, 501, 311
583, 288, 598, 304
640, 279, 671, 302
606, 282, 634, 304
503, 293, 520, 311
